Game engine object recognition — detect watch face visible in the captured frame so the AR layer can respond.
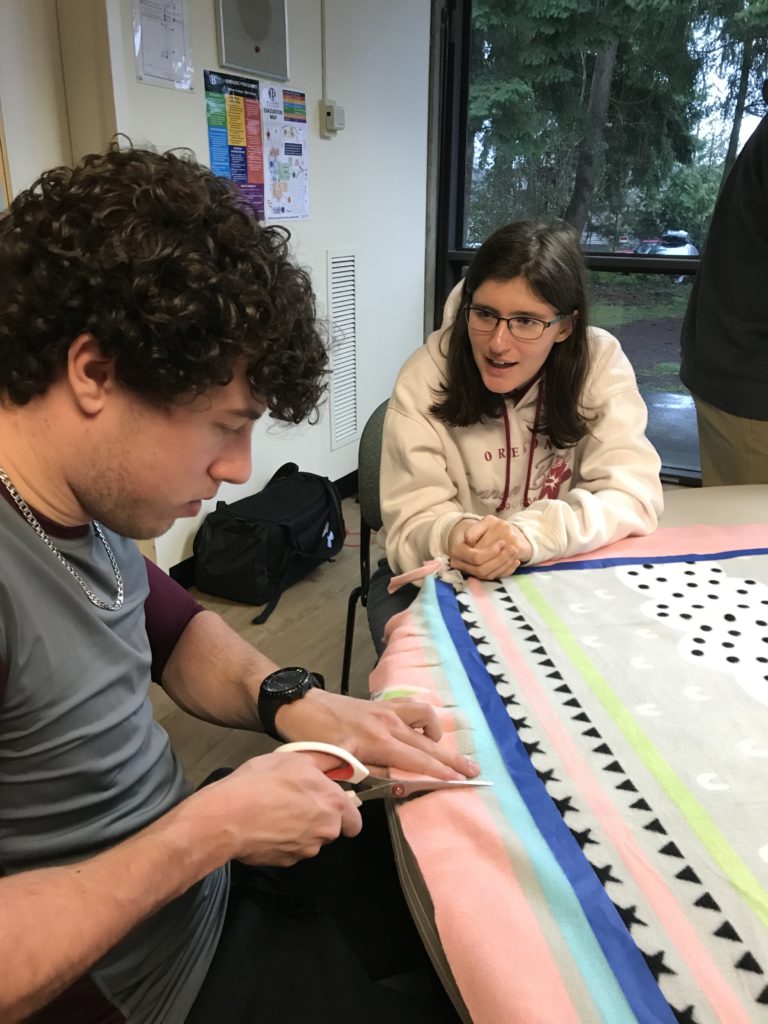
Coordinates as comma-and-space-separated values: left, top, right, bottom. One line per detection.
263, 666, 310, 697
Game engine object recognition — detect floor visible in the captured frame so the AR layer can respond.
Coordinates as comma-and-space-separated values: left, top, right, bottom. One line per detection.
151, 495, 376, 786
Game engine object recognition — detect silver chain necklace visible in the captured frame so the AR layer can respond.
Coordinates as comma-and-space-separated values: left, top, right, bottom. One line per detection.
0, 467, 124, 611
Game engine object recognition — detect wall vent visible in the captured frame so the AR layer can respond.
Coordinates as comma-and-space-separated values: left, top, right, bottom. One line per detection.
327, 248, 358, 450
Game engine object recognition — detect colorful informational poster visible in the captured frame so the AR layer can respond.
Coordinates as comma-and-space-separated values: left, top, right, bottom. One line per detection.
260, 84, 309, 221
203, 70, 264, 219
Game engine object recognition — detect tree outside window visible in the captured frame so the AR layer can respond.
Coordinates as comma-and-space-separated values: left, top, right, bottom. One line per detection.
465, 0, 768, 253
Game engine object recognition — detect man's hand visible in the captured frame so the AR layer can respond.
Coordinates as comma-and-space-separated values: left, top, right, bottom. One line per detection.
449, 516, 532, 580
189, 749, 362, 867
274, 689, 480, 781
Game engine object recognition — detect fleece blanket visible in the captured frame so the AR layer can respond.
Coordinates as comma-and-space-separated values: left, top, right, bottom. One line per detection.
369, 524, 768, 1024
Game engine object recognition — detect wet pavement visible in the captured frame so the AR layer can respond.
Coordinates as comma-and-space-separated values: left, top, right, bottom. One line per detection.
643, 390, 701, 481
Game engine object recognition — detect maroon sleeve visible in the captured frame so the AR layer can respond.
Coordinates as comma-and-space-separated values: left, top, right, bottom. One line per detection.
143, 557, 205, 683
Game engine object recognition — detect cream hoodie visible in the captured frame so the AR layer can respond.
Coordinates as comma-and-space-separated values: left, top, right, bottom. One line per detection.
380, 291, 663, 573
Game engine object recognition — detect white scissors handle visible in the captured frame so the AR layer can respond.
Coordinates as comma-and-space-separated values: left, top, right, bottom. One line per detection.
279, 741, 369, 804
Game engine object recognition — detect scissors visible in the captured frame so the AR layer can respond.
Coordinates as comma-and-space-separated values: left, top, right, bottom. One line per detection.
280, 741, 493, 804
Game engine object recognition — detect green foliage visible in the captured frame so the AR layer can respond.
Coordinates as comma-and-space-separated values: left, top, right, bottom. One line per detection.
464, 0, 768, 246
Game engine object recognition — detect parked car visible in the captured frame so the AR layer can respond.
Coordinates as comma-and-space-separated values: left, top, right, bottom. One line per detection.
634, 237, 661, 254
650, 230, 698, 257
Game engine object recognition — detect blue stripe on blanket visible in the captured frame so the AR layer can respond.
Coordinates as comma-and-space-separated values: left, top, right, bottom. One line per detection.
518, 547, 768, 574
434, 578, 676, 1024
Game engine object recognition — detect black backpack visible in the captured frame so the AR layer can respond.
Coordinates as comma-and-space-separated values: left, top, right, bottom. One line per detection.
193, 463, 345, 623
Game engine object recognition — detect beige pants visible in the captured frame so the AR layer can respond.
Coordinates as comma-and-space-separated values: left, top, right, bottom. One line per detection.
694, 395, 768, 486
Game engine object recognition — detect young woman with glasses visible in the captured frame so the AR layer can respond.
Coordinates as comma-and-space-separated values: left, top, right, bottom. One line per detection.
368, 219, 663, 652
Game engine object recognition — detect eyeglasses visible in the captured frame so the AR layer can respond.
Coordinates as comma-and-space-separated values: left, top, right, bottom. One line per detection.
465, 305, 569, 342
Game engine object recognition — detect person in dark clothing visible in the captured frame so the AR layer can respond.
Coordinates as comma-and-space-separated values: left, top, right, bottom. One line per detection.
680, 97, 768, 485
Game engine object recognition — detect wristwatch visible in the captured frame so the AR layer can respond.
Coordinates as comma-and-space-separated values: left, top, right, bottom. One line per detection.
258, 666, 322, 740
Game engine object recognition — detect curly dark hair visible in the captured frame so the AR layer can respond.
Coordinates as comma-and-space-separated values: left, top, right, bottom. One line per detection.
0, 144, 327, 422
431, 219, 593, 449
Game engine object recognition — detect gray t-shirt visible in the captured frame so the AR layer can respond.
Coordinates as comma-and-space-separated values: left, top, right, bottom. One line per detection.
0, 495, 228, 1022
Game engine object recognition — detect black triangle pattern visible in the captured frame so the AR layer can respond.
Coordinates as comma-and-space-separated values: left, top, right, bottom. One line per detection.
454, 583, 747, 1014
644, 818, 667, 835
630, 798, 652, 812
735, 952, 763, 974
675, 865, 702, 885
714, 920, 741, 942
693, 892, 720, 912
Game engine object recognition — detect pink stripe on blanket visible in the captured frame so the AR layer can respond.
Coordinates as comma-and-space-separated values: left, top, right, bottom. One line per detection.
539, 523, 768, 567
370, 620, 584, 1024
469, 578, 754, 1023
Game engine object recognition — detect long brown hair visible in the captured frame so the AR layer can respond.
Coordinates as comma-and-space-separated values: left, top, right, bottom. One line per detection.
431, 219, 593, 448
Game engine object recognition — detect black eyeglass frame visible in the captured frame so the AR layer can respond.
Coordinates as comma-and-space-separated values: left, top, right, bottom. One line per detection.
464, 305, 570, 342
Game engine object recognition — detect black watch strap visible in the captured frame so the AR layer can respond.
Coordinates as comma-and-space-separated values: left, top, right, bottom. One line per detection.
258, 667, 321, 740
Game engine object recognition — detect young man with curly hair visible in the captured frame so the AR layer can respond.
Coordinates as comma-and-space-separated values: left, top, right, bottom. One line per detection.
0, 146, 474, 1023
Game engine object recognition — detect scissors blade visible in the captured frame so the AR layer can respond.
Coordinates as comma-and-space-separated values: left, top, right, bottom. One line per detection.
356, 778, 493, 802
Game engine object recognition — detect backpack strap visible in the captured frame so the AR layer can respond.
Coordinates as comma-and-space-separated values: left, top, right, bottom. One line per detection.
250, 534, 294, 624
251, 592, 283, 625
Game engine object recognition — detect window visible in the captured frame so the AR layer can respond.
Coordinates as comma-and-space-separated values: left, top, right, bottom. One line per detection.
434, 0, 768, 482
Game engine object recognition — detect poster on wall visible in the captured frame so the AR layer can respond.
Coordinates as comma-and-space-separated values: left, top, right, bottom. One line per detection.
132, 0, 193, 90
260, 84, 309, 221
203, 70, 264, 219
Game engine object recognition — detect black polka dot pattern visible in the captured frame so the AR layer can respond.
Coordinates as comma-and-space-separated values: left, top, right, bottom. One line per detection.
616, 560, 768, 679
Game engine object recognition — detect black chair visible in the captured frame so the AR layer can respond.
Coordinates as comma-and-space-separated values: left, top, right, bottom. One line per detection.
340, 400, 389, 695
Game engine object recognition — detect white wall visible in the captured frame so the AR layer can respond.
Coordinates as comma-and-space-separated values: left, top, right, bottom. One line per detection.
0, 0, 432, 570
102, 0, 431, 569
0, 0, 72, 191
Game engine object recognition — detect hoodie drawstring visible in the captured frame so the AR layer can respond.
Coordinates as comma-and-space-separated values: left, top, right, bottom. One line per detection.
496, 381, 544, 512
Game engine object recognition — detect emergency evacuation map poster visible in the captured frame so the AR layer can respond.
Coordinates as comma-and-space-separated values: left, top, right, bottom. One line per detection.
204, 70, 265, 219
204, 71, 309, 222
260, 84, 309, 221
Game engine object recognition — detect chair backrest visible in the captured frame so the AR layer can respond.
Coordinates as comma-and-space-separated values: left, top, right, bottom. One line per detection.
357, 399, 388, 531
